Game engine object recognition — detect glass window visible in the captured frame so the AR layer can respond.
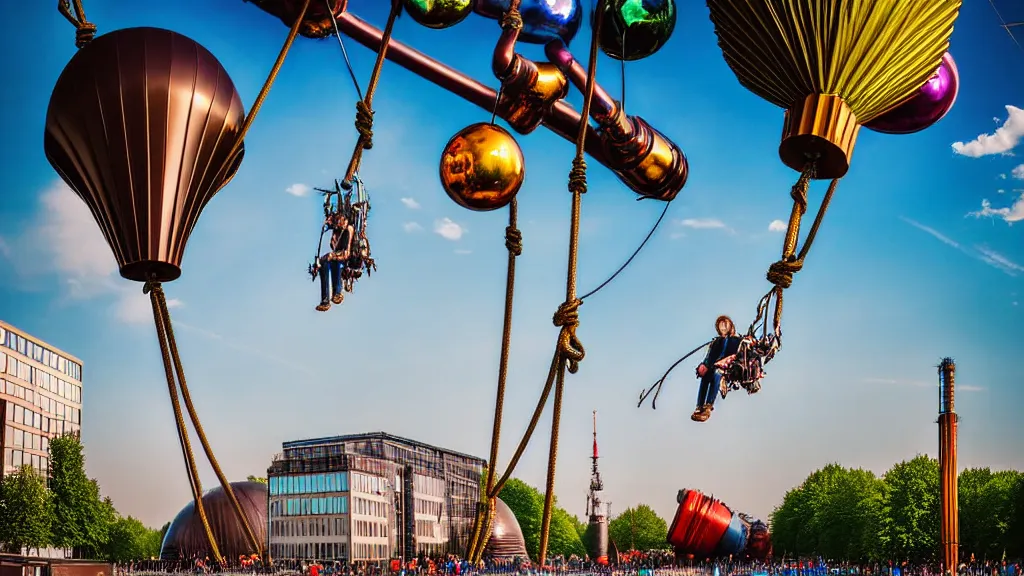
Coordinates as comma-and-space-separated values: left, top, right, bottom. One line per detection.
312, 498, 320, 515
317, 473, 325, 493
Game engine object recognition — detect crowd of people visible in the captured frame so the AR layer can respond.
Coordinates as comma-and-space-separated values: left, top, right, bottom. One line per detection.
113, 553, 1022, 576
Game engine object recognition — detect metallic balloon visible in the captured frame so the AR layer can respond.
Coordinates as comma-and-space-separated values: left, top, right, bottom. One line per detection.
474, 0, 583, 45
596, 0, 677, 61
403, 0, 473, 29
865, 52, 960, 135
439, 123, 525, 212
44, 27, 246, 283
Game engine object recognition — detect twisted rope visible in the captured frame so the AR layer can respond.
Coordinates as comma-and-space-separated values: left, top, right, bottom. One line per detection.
57, 0, 96, 48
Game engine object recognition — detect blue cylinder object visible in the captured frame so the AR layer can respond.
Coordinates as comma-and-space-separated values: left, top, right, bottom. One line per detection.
473, 0, 583, 45
715, 511, 749, 556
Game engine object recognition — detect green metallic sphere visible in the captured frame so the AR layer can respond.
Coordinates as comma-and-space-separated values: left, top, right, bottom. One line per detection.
596, 0, 677, 61
402, 0, 474, 29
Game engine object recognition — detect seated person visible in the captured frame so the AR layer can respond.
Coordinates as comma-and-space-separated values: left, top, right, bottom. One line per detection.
692, 315, 741, 422
316, 212, 353, 312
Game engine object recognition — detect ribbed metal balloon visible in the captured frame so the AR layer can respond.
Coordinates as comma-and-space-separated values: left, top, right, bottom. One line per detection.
706, 0, 961, 122
160, 482, 268, 561
44, 27, 245, 283
484, 498, 529, 559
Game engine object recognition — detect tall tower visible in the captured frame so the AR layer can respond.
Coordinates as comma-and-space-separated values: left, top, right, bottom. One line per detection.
585, 411, 609, 564
938, 358, 960, 574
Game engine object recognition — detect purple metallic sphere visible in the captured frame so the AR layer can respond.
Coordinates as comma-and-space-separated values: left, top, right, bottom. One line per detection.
865, 52, 959, 135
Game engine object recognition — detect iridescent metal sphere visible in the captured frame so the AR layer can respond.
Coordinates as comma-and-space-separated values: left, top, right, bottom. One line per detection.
475, 0, 583, 45
864, 52, 959, 135
439, 123, 525, 212
402, 0, 473, 29
596, 0, 677, 61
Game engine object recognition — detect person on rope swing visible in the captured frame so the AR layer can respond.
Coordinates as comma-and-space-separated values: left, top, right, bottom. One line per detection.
692, 315, 741, 422
316, 211, 353, 312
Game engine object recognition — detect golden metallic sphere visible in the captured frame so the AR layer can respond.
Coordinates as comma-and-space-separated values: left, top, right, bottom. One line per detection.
439, 123, 525, 212
403, 0, 473, 29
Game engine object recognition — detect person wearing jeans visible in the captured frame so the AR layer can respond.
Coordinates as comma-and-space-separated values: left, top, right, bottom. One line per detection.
692, 315, 741, 422
316, 212, 353, 312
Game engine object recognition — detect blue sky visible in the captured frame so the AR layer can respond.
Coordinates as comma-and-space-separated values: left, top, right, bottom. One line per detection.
1, 1, 1023, 529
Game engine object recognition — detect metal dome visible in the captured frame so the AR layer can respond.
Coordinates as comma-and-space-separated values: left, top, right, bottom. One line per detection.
160, 481, 267, 561
484, 497, 528, 560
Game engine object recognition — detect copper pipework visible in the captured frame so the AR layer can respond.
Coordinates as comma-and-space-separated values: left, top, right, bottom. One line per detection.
333, 12, 686, 201
544, 41, 625, 133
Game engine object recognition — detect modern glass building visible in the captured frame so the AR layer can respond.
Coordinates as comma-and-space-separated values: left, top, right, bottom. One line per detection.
0, 320, 83, 478
266, 432, 485, 563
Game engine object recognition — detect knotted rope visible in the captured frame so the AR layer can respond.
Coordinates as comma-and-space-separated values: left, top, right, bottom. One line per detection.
58, 0, 96, 48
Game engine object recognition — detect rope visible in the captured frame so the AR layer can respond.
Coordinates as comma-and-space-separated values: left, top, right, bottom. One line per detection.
145, 281, 222, 564
579, 201, 671, 301
341, 0, 403, 188
466, 3, 524, 560
754, 166, 840, 350
637, 340, 713, 410
326, 0, 365, 102
57, 0, 96, 48
153, 286, 264, 557
537, 0, 607, 565
217, 0, 312, 191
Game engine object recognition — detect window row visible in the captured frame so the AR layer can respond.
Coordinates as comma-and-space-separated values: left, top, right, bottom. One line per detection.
271, 516, 349, 538
5, 402, 80, 436
3, 379, 81, 423
3, 355, 83, 404
353, 497, 387, 518
271, 496, 349, 517
352, 543, 388, 561
415, 519, 441, 539
351, 472, 387, 494
3, 448, 49, 473
0, 328, 81, 381
270, 472, 350, 496
414, 498, 443, 518
4, 425, 49, 453
268, 542, 348, 562
353, 519, 389, 539
412, 474, 445, 498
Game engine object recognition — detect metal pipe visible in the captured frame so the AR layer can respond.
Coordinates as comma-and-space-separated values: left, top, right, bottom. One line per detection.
334, 12, 609, 166
938, 358, 959, 576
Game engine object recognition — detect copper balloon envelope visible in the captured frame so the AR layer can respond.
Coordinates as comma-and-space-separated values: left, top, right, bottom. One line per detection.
44, 27, 246, 284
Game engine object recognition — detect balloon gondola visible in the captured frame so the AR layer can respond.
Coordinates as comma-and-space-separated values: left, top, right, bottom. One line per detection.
668, 489, 771, 561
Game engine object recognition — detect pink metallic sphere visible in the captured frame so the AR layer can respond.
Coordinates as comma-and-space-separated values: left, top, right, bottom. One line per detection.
865, 52, 959, 135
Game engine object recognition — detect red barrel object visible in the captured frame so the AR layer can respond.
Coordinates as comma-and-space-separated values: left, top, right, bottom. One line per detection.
667, 489, 734, 557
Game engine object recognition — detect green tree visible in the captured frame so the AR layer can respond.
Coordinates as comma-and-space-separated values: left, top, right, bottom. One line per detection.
0, 465, 53, 552
1006, 474, 1024, 559
608, 504, 669, 551
880, 455, 940, 562
770, 484, 813, 558
105, 516, 162, 562
958, 467, 994, 559
49, 434, 112, 557
549, 507, 586, 557
247, 475, 267, 484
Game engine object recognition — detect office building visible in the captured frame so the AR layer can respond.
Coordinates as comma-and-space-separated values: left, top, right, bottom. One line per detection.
266, 432, 485, 563
0, 320, 83, 478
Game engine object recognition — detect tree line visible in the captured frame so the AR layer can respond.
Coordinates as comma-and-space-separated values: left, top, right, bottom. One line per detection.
496, 478, 670, 560
770, 455, 1024, 563
0, 434, 164, 562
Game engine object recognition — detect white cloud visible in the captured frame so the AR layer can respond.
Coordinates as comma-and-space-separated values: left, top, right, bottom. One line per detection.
951, 106, 1024, 157
768, 219, 787, 232
966, 194, 1024, 224
400, 197, 421, 209
998, 189, 1006, 194
454, 249, 472, 255
678, 218, 727, 230
285, 183, 310, 197
1013, 165, 1024, 179
863, 376, 984, 392
403, 222, 423, 233
433, 218, 465, 241
1000, 173, 1008, 180
1, 181, 185, 324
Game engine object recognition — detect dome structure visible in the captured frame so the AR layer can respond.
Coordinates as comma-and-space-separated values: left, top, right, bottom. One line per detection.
484, 497, 528, 559
160, 481, 267, 561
